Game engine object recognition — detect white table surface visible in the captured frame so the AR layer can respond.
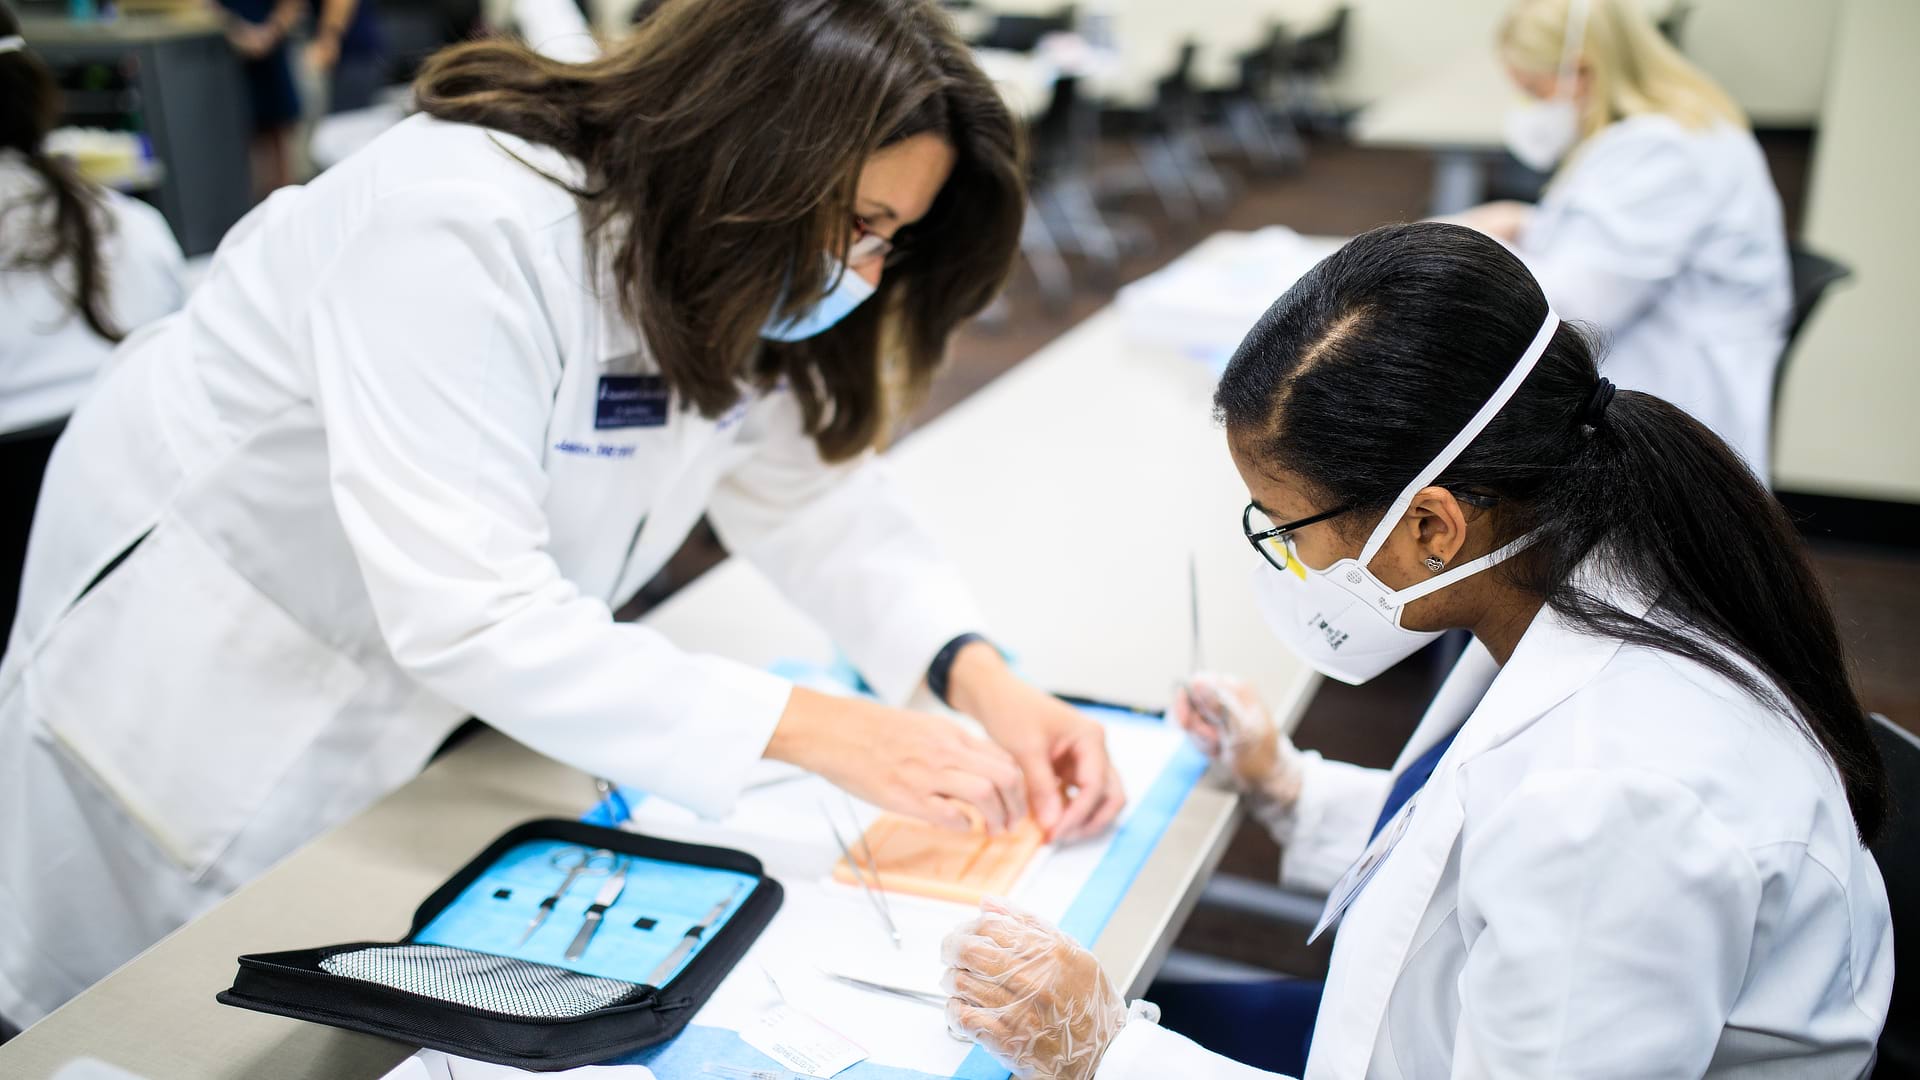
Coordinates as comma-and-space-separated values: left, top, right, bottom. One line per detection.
0, 233, 1323, 1079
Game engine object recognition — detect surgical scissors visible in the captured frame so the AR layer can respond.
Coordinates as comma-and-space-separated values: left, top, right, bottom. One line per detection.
517, 846, 617, 946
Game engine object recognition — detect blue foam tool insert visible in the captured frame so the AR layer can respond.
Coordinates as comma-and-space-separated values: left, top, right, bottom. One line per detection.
415, 838, 759, 986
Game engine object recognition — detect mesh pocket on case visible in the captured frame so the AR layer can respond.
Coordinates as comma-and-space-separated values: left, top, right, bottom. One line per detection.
319, 944, 643, 1018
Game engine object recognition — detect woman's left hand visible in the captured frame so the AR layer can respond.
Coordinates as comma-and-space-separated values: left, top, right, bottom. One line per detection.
943, 899, 1127, 1080
946, 642, 1126, 842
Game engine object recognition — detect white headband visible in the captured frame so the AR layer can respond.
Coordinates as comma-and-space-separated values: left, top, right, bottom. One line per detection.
0, 35, 28, 54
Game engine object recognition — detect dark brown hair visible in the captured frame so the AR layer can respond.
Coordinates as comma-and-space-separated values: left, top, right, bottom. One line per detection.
0, 1, 121, 342
415, 0, 1025, 460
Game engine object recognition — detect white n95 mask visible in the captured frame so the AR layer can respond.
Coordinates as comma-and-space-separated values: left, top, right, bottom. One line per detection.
761, 256, 876, 342
1503, 99, 1580, 172
1502, 0, 1590, 172
1250, 310, 1561, 685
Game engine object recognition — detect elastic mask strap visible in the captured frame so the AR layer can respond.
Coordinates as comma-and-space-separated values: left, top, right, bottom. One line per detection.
0, 36, 26, 54
1552, 0, 1591, 99
1357, 311, 1561, 565
1390, 529, 1542, 607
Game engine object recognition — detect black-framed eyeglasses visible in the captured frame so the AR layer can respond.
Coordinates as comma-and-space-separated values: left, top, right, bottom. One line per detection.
1242, 502, 1350, 575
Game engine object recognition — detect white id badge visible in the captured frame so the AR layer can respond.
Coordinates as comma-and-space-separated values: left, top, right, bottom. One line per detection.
1308, 792, 1420, 945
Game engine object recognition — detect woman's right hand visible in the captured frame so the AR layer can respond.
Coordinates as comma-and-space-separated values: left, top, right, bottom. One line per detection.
1170, 672, 1306, 810
765, 686, 1030, 833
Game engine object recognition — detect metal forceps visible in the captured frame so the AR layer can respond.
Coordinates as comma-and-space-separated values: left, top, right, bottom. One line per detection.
517, 846, 617, 946
821, 796, 902, 950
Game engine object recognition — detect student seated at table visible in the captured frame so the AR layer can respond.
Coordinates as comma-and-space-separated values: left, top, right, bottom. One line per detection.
939, 222, 1892, 1079
0, 7, 186, 648
1447, 0, 1791, 479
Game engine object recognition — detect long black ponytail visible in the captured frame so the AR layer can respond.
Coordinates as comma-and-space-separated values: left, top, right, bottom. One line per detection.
0, 1, 122, 343
1217, 221, 1885, 844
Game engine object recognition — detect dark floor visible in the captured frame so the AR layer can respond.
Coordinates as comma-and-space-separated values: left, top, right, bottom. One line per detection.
635, 128, 1917, 980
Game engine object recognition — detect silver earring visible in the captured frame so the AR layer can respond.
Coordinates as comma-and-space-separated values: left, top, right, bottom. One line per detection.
1424, 555, 1445, 573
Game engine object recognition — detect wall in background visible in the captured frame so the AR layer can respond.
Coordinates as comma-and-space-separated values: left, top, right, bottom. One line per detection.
1774, 0, 1920, 503
1678, 0, 1837, 127
938, 0, 1833, 125
1269, 0, 1833, 126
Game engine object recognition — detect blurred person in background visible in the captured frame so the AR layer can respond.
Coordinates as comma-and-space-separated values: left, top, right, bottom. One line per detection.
0, 3, 186, 649
216, 0, 304, 193
1450, 0, 1791, 480
219, 0, 387, 193
305, 0, 389, 113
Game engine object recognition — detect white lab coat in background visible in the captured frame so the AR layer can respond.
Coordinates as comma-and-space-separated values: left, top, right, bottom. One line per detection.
0, 114, 984, 1025
1099, 574, 1892, 1078
0, 149, 187, 434
1517, 116, 1791, 479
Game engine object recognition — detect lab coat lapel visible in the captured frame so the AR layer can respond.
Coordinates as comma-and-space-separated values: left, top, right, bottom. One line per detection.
540, 282, 681, 601
1387, 638, 1499, 774
580, 282, 764, 607
1307, 570, 1653, 1079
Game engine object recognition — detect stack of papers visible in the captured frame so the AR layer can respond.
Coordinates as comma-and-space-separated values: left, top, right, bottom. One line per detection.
1116, 228, 1344, 372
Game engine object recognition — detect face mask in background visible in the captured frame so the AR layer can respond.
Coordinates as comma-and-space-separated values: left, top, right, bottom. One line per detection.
1250, 310, 1562, 685
1503, 99, 1581, 172
760, 257, 876, 342
1501, 0, 1591, 172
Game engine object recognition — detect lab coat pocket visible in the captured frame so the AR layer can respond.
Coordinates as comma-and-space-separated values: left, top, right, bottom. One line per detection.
25, 517, 365, 878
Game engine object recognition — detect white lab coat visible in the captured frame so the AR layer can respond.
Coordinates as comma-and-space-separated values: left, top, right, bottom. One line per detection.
0, 115, 984, 1026
1517, 116, 1791, 479
0, 149, 187, 435
1099, 577, 1893, 1078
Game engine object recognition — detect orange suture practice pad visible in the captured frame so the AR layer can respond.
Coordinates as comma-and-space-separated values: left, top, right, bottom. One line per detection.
832, 814, 1047, 905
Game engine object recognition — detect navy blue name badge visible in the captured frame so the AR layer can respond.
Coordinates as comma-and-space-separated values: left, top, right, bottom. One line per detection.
595, 375, 670, 429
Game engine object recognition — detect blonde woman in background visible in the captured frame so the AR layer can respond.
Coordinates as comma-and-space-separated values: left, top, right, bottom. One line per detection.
1451, 0, 1792, 480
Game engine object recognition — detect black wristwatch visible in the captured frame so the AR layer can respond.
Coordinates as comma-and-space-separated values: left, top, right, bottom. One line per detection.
926, 632, 991, 708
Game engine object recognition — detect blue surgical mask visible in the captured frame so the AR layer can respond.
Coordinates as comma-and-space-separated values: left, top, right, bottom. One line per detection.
760, 258, 877, 342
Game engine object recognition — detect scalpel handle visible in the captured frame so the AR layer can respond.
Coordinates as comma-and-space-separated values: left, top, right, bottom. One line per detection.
564, 909, 606, 960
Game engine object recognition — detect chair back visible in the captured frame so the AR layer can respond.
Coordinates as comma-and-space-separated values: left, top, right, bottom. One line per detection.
1289, 5, 1349, 72
1771, 244, 1854, 454
1869, 715, 1919, 1075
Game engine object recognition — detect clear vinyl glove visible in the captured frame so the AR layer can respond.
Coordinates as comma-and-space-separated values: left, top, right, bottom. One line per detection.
941, 899, 1127, 1080
1171, 672, 1305, 812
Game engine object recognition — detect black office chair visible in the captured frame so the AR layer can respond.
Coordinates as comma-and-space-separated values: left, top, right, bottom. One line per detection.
1770, 245, 1853, 471
1869, 714, 1918, 1077
1225, 23, 1307, 174
1283, 5, 1350, 133
1130, 40, 1230, 221
973, 6, 1077, 53
1020, 75, 1086, 311
1785, 246, 1855, 350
